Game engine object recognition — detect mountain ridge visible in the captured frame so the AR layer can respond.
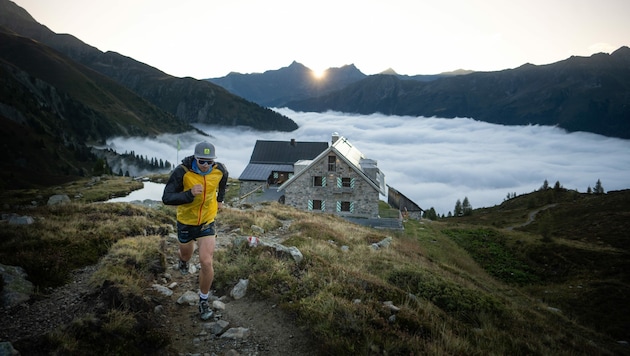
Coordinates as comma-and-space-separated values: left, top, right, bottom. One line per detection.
0, 0, 298, 132
208, 61, 368, 107
207, 61, 467, 107
286, 47, 630, 139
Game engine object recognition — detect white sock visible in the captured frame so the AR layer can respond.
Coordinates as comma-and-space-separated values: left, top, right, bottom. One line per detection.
199, 292, 209, 300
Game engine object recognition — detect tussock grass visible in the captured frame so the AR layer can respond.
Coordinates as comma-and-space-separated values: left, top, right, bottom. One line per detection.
0, 199, 174, 290
35, 235, 169, 355
219, 205, 284, 234
90, 235, 166, 298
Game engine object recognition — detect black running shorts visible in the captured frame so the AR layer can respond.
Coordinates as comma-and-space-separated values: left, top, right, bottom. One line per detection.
176, 221, 216, 244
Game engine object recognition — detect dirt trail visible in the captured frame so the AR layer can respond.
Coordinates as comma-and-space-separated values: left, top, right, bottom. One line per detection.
0, 265, 99, 344
157, 232, 320, 355
1, 225, 320, 355
505, 204, 557, 230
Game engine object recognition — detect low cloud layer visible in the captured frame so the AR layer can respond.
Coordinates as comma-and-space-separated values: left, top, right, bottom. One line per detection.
106, 109, 630, 215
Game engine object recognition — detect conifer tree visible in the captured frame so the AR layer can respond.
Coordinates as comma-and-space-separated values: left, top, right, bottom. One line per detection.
594, 179, 605, 194
462, 197, 473, 216
425, 207, 438, 220
454, 199, 463, 216
541, 179, 549, 190
93, 158, 106, 176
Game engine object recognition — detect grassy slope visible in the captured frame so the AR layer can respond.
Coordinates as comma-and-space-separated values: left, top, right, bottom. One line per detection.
0, 177, 627, 355
445, 188, 630, 343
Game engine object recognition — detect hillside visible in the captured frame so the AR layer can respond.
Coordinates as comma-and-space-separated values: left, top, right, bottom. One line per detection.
449, 188, 630, 342
0, 0, 298, 132
0, 178, 628, 355
0, 0, 300, 189
0, 27, 194, 188
287, 47, 630, 139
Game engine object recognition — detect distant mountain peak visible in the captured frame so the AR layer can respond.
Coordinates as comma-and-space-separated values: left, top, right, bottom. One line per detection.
612, 45, 630, 56
439, 69, 474, 76
380, 68, 398, 75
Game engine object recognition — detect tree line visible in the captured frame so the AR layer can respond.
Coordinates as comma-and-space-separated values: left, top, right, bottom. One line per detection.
421, 178, 606, 221
92, 150, 173, 177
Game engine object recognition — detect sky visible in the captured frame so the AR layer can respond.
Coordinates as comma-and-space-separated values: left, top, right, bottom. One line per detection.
104, 109, 630, 216
12, 0, 630, 79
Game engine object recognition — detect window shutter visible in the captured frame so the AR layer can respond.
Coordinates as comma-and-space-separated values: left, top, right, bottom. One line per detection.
273, 172, 278, 178
350, 201, 355, 213
322, 176, 326, 187
350, 177, 355, 188
321, 200, 326, 211
336, 201, 341, 212
337, 177, 342, 188
308, 200, 313, 211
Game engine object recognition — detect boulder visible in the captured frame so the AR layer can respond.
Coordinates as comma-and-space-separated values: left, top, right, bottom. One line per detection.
176, 290, 199, 305
0, 264, 34, 308
0, 342, 19, 356
230, 279, 249, 300
8, 215, 34, 225
260, 241, 303, 263
220, 327, 250, 339
47, 194, 70, 206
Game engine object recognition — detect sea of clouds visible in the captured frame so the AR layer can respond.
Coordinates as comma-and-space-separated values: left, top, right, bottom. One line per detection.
105, 108, 630, 215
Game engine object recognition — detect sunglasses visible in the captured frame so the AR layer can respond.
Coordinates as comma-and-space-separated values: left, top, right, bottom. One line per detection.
197, 158, 214, 166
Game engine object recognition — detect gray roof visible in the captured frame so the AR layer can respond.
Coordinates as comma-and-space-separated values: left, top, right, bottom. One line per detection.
239, 164, 294, 181
239, 139, 328, 181
387, 185, 423, 211
249, 140, 328, 164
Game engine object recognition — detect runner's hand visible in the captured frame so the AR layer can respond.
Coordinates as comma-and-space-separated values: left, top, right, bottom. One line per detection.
191, 184, 203, 196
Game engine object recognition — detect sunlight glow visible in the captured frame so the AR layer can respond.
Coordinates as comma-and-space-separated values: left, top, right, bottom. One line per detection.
311, 68, 326, 80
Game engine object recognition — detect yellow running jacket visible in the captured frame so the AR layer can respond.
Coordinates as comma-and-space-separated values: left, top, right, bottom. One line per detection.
162, 156, 228, 226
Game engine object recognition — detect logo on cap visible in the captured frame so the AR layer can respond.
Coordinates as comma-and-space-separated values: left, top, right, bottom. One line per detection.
204, 148, 211, 154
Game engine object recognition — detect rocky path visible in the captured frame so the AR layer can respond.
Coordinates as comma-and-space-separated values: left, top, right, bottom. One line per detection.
156, 232, 319, 355
1, 226, 320, 356
0, 265, 99, 344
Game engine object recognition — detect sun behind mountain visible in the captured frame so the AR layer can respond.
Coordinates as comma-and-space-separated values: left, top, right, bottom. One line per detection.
311, 68, 327, 79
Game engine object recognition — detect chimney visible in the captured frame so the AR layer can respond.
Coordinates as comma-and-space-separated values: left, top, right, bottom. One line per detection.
331, 132, 340, 144
290, 138, 296, 146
